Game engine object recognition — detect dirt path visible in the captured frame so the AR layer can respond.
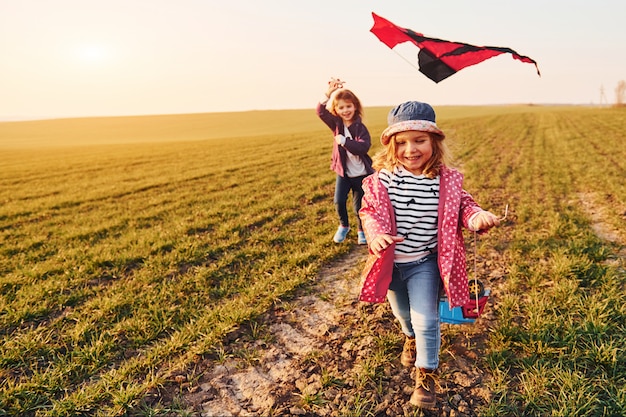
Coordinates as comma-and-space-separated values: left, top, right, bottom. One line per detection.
151, 243, 507, 417
145, 194, 626, 416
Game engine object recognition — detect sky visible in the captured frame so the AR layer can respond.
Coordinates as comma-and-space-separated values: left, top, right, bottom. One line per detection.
1, 0, 625, 121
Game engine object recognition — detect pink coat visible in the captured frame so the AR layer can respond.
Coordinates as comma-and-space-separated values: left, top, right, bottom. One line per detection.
358, 167, 483, 308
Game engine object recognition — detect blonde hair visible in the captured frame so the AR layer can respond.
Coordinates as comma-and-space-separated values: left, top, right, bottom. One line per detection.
327, 89, 364, 120
372, 132, 452, 178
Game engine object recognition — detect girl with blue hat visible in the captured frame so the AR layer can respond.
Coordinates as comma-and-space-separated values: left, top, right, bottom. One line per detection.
359, 101, 500, 409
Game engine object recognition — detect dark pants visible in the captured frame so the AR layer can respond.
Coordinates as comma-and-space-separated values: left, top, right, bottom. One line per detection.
334, 174, 366, 230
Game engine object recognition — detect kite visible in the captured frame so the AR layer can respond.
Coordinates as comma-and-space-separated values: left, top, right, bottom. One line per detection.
370, 12, 540, 83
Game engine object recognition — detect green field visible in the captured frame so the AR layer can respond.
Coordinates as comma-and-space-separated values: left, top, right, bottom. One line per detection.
1, 105, 625, 416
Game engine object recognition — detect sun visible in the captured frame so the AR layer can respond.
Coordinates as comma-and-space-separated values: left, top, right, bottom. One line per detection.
75, 44, 109, 64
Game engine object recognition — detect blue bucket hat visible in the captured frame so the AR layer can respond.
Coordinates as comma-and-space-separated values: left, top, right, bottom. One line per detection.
381, 101, 445, 145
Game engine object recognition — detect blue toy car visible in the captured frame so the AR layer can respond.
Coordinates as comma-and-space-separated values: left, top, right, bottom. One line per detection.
439, 279, 489, 324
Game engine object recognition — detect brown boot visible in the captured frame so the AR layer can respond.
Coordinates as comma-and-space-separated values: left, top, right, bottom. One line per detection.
410, 368, 437, 409
400, 336, 416, 367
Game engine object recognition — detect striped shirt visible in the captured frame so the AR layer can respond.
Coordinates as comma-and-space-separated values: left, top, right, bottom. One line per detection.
379, 167, 439, 263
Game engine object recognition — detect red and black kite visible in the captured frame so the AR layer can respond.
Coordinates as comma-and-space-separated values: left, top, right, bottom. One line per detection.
370, 12, 540, 83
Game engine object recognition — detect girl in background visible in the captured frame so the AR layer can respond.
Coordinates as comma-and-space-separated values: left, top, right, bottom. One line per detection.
316, 78, 374, 245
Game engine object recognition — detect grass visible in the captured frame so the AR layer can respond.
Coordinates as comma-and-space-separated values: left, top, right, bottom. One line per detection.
1, 105, 625, 416
453, 108, 626, 417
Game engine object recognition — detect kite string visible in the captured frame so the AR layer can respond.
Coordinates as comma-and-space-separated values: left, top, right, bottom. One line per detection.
473, 204, 508, 314
474, 230, 479, 313
390, 49, 421, 72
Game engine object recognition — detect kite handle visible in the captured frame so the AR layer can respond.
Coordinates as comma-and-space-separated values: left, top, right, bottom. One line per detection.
499, 204, 509, 221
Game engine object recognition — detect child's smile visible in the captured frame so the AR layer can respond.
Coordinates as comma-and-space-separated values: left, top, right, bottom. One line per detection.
335, 99, 355, 124
394, 131, 433, 175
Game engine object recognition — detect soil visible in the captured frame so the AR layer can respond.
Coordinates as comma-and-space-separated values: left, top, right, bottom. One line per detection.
149, 240, 507, 417
148, 194, 624, 416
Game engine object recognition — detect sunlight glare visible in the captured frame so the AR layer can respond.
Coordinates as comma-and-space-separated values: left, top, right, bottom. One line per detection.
76, 44, 109, 63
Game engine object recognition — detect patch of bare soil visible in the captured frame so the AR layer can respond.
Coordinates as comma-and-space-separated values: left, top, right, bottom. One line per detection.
149, 241, 508, 417
578, 192, 626, 261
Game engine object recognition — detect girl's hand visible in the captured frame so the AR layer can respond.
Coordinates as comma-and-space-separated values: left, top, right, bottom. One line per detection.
472, 210, 500, 231
325, 77, 344, 97
370, 234, 404, 258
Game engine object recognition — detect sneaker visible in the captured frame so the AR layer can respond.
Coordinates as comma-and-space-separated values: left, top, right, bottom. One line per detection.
333, 226, 350, 243
357, 231, 367, 245
400, 336, 416, 367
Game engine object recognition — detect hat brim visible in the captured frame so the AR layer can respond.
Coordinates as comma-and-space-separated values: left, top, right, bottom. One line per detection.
381, 120, 445, 145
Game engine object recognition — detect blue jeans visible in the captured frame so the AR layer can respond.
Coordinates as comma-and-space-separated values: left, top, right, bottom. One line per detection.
334, 174, 366, 230
387, 253, 441, 369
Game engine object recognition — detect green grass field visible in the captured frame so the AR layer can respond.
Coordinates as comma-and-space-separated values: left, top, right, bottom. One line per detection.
1, 105, 625, 416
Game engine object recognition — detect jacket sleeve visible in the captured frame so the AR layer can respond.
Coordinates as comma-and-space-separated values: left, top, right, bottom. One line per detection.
316, 101, 338, 133
343, 122, 372, 157
359, 174, 394, 246
358, 173, 396, 303
459, 190, 484, 231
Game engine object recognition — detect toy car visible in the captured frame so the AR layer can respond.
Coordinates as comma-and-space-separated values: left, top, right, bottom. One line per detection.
439, 279, 489, 324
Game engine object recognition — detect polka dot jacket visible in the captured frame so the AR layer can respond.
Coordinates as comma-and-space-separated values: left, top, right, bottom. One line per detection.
358, 166, 484, 308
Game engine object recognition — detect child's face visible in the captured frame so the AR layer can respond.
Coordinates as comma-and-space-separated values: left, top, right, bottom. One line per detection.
335, 99, 356, 123
394, 130, 433, 175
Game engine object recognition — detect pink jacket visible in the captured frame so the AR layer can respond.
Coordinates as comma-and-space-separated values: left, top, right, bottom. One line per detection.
358, 167, 483, 308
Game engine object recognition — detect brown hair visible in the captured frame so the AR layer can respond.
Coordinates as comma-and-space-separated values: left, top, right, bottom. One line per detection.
372, 132, 452, 178
329, 89, 364, 120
